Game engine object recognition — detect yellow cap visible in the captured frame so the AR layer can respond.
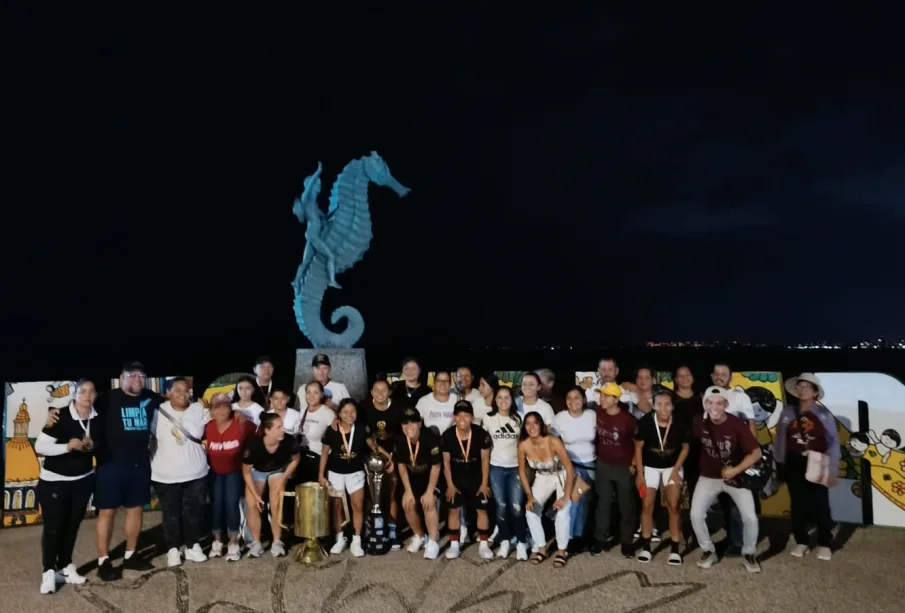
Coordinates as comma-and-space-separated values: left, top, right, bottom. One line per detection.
599, 382, 622, 398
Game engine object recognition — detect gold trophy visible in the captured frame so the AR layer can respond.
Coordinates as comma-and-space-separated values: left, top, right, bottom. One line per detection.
280, 482, 338, 565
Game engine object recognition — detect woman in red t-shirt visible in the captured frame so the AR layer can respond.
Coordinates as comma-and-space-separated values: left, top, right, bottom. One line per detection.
205, 393, 255, 562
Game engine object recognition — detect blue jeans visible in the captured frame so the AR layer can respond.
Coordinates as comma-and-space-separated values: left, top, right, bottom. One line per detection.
489, 465, 526, 543
210, 471, 243, 537
569, 464, 595, 538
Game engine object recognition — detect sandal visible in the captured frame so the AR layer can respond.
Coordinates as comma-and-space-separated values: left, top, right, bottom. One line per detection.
553, 553, 568, 568
529, 552, 546, 565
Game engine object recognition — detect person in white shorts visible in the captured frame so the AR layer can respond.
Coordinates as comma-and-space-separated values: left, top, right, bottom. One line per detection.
633, 389, 690, 565
319, 399, 392, 557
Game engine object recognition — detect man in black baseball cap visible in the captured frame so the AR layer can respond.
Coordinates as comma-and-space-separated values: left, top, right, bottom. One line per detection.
297, 353, 350, 411
393, 407, 443, 558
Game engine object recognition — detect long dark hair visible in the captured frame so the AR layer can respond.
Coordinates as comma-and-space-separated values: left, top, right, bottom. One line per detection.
304, 380, 325, 406
231, 375, 267, 407
487, 385, 521, 425
563, 385, 587, 409
519, 411, 547, 440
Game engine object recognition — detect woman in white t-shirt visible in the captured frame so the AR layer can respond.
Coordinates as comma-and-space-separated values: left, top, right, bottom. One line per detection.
297, 381, 337, 482
473, 375, 498, 426
483, 386, 529, 561
231, 376, 265, 425
518, 372, 555, 426
553, 386, 597, 549
150, 378, 210, 568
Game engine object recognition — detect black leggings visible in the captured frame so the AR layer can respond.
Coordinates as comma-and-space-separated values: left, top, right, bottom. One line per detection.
38, 476, 95, 572
786, 455, 833, 547
153, 477, 207, 551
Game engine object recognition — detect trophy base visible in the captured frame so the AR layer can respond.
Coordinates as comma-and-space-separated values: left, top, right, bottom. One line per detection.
292, 538, 327, 565
366, 513, 390, 556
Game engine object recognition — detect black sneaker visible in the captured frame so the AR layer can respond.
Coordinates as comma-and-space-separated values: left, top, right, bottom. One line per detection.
743, 554, 762, 573
697, 551, 718, 569
97, 559, 120, 582
122, 556, 154, 572
588, 540, 603, 556
390, 538, 402, 551
620, 543, 634, 559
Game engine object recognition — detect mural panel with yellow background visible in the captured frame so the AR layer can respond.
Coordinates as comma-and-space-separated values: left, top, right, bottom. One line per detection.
574, 370, 905, 528
3, 377, 189, 528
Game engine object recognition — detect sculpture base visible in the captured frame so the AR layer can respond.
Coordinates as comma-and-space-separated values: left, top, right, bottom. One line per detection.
366, 513, 390, 556
293, 538, 328, 565
294, 348, 368, 403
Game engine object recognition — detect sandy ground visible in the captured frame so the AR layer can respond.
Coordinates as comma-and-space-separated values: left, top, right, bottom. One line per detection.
1, 512, 902, 613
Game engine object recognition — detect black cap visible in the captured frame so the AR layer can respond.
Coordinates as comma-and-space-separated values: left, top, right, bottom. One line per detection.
400, 408, 422, 425
122, 360, 146, 374
652, 385, 674, 401
312, 354, 331, 367
453, 400, 474, 416
255, 355, 273, 366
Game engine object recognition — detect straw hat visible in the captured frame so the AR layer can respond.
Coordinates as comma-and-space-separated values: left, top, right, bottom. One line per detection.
784, 373, 825, 400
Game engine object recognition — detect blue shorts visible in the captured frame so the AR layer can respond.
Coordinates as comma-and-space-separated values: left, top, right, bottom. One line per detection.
95, 461, 152, 510
251, 469, 284, 484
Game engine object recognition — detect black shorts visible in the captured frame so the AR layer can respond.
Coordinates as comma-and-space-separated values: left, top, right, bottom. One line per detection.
95, 461, 151, 510
409, 476, 439, 500
448, 477, 489, 510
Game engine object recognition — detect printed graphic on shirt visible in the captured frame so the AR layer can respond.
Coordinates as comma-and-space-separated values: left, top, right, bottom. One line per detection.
121, 399, 151, 432
488, 420, 519, 442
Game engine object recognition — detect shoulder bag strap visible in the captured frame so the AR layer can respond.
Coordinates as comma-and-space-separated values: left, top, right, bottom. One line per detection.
157, 405, 204, 445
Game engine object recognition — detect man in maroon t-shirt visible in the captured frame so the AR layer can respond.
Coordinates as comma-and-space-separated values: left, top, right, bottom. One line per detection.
690, 386, 763, 573
590, 383, 638, 557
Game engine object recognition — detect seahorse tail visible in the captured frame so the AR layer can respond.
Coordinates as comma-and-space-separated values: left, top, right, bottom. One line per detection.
327, 306, 365, 348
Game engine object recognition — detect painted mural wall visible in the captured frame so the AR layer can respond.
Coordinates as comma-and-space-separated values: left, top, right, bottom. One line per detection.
2, 376, 188, 528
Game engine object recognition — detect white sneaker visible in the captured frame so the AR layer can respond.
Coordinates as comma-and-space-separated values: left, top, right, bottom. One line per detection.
423, 539, 440, 560
271, 540, 286, 557
488, 525, 499, 546
479, 541, 493, 560
816, 547, 832, 561
459, 525, 470, 544
516, 542, 528, 561
209, 541, 224, 558
350, 537, 365, 558
58, 564, 86, 585
184, 544, 207, 563
496, 540, 511, 559
40, 569, 56, 595
446, 542, 461, 559
247, 541, 265, 558
330, 536, 348, 555
407, 534, 425, 553
790, 544, 809, 558
166, 548, 182, 567
226, 543, 241, 562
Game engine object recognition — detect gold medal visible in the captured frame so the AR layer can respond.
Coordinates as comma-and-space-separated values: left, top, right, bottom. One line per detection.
82, 436, 94, 451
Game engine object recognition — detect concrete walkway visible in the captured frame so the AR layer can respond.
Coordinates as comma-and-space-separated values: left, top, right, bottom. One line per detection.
1, 513, 901, 613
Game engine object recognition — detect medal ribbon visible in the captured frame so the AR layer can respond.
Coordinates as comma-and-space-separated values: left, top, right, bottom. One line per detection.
407, 437, 420, 466
340, 425, 355, 457
655, 417, 672, 452
456, 428, 472, 463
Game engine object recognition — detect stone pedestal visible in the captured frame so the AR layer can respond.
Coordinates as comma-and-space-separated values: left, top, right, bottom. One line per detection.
294, 348, 368, 402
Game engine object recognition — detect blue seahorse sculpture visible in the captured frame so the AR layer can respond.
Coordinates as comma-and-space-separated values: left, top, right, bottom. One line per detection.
292, 151, 410, 348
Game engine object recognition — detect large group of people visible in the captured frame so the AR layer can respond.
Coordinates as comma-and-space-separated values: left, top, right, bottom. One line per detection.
33, 354, 842, 594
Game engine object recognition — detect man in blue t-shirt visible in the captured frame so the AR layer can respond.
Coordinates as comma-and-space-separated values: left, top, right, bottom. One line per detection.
47, 361, 162, 581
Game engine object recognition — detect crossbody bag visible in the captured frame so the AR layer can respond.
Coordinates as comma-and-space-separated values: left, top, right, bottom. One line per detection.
703, 417, 771, 492
149, 405, 204, 460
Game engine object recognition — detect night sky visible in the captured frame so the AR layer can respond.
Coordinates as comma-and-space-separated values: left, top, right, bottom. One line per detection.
7, 5, 905, 371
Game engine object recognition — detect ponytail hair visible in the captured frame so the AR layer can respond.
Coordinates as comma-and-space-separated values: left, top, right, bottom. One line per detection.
257, 412, 281, 437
